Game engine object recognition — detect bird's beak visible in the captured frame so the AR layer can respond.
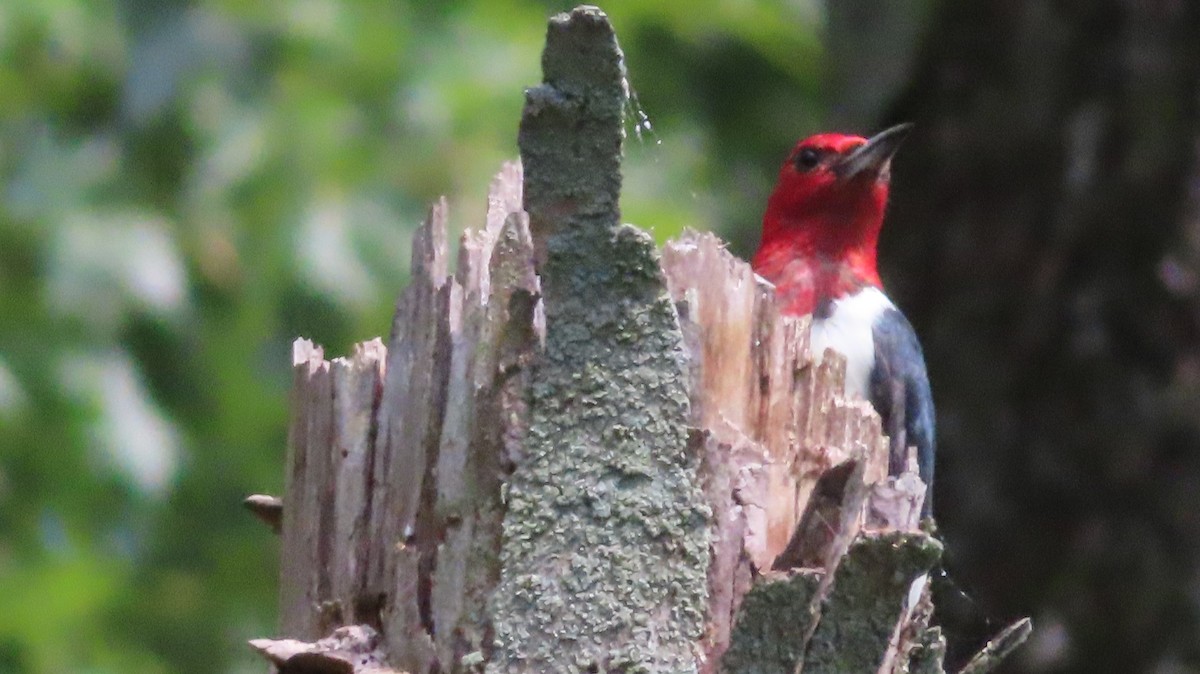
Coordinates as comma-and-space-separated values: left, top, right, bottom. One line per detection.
834, 123, 913, 181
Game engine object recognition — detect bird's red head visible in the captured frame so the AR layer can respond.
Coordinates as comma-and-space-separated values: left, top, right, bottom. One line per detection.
753, 124, 911, 313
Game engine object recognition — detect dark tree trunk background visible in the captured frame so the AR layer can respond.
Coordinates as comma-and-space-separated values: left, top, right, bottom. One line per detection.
849, 1, 1200, 672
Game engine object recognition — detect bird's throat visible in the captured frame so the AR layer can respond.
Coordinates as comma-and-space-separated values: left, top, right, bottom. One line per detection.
752, 239, 881, 317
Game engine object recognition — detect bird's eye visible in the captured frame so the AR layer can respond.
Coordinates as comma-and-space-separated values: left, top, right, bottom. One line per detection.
794, 147, 821, 171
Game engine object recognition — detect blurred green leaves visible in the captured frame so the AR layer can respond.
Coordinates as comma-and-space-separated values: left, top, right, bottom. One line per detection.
0, 1, 827, 671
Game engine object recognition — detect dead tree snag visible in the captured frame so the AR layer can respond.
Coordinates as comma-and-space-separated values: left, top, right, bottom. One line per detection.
250, 6, 1028, 674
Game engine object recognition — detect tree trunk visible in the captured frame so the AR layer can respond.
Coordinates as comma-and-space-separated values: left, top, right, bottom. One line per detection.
248, 6, 1023, 673
878, 1, 1200, 670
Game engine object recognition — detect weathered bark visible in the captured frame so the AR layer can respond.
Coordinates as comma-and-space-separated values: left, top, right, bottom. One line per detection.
251, 6, 1026, 673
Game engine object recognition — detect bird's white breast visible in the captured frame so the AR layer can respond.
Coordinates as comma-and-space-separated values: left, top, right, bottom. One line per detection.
809, 286, 895, 399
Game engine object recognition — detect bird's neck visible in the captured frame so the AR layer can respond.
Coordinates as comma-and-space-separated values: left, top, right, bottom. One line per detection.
752, 221, 882, 316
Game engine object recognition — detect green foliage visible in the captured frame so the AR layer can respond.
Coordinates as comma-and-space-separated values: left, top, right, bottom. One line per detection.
0, 0, 825, 672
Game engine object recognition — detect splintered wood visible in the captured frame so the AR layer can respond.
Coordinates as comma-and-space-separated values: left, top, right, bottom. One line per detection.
663, 232, 893, 570
271, 167, 933, 673
662, 232, 926, 668
277, 163, 538, 674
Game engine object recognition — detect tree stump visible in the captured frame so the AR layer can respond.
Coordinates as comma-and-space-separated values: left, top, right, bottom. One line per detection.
248, 6, 1027, 673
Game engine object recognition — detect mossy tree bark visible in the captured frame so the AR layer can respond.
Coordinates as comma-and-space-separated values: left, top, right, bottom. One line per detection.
248, 6, 1026, 674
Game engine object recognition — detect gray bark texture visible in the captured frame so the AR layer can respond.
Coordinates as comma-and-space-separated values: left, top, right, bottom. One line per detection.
250, 6, 1027, 673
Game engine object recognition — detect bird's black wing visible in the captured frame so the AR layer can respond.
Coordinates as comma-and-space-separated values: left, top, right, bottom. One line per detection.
868, 308, 937, 517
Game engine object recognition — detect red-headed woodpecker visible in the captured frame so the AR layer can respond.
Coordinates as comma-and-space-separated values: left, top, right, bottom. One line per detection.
752, 123, 936, 517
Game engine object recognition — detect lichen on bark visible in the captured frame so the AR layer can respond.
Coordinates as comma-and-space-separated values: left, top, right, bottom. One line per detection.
803, 532, 943, 673
486, 6, 711, 673
722, 570, 821, 674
